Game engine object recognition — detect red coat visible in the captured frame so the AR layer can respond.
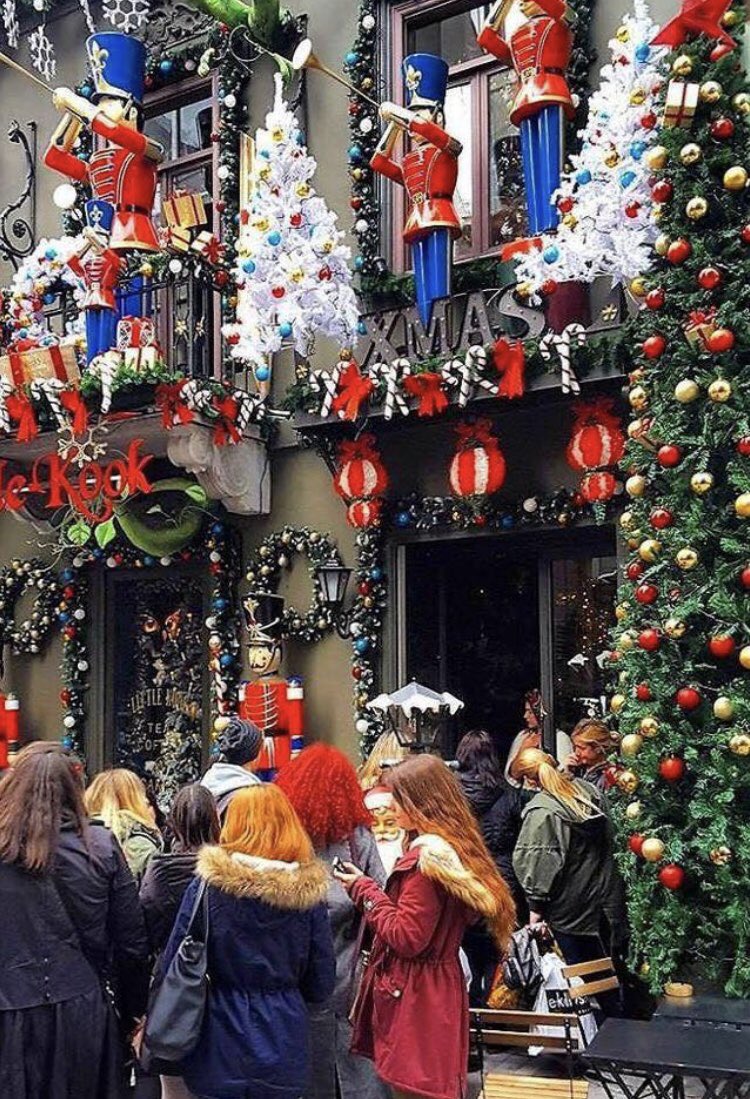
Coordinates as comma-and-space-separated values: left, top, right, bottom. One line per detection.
350, 834, 502, 1099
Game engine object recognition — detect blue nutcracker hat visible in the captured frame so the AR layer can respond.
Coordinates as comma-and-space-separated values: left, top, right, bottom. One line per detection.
86, 32, 147, 104
84, 199, 115, 233
402, 53, 449, 109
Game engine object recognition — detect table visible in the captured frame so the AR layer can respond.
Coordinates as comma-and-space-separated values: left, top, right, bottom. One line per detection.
655, 996, 750, 1031
583, 1018, 750, 1099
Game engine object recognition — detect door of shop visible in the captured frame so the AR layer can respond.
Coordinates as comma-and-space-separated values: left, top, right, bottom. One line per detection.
396, 526, 617, 760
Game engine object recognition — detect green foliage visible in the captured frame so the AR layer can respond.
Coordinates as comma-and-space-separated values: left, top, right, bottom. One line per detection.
609, 6, 750, 997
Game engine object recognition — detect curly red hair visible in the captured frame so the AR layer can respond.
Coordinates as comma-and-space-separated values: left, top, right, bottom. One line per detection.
275, 743, 371, 847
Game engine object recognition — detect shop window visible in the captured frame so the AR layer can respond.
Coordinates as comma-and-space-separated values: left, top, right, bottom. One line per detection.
388, 0, 527, 267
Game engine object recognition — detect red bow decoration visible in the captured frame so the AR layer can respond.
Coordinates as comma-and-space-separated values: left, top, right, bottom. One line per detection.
60, 389, 88, 437
156, 381, 194, 430
454, 416, 499, 451
492, 338, 526, 399
331, 362, 374, 421
6, 393, 38, 442
569, 396, 623, 434
686, 307, 717, 329
212, 395, 241, 446
651, 0, 735, 48
403, 372, 448, 417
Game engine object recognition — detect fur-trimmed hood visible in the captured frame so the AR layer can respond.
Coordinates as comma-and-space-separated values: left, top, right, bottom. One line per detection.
410, 833, 507, 922
196, 845, 329, 910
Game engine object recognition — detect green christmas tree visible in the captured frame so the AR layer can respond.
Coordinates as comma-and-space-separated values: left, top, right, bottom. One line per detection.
609, 2, 750, 997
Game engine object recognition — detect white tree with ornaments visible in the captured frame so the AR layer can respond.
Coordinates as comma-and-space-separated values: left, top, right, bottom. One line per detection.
516, 0, 666, 297
225, 74, 360, 387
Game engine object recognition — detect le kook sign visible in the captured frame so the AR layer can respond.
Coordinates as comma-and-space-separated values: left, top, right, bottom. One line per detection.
0, 439, 153, 523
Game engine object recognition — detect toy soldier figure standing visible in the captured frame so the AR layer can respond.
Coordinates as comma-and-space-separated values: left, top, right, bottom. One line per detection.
371, 54, 462, 327
478, 0, 575, 249
66, 200, 124, 363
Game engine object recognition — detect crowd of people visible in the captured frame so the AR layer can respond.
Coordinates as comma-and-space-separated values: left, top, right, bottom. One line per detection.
0, 698, 624, 1099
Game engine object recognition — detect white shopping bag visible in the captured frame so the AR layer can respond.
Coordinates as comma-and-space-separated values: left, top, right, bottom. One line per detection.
529, 951, 598, 1055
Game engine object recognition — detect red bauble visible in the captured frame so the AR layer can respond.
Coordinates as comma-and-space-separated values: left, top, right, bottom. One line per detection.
271, 286, 285, 299
711, 117, 735, 141
63, 626, 77, 640
737, 436, 750, 456
625, 200, 642, 219
214, 269, 229, 287
650, 507, 674, 530
352, 666, 362, 680
626, 561, 645, 581
450, 420, 507, 497
350, 197, 362, 211
346, 499, 383, 528
474, 514, 488, 527
636, 583, 659, 604
541, 279, 558, 296
636, 683, 652, 702
707, 327, 735, 353
639, 629, 661, 652
226, 331, 240, 345
641, 111, 657, 130
676, 686, 702, 711
742, 225, 750, 245
698, 266, 722, 290
667, 238, 691, 265
318, 267, 332, 281
646, 288, 666, 310
289, 213, 303, 226
63, 585, 76, 600
580, 471, 617, 502
629, 834, 645, 855
659, 757, 686, 782
643, 335, 666, 359
659, 864, 685, 890
652, 180, 673, 203
742, 566, 750, 590
709, 635, 736, 659
657, 444, 682, 468
357, 580, 372, 596
558, 196, 574, 214
60, 689, 72, 705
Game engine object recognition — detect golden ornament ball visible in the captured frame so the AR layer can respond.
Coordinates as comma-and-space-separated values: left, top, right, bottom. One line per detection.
604, 148, 620, 168
562, 213, 578, 229
691, 471, 714, 495
641, 837, 665, 862
626, 474, 647, 497
640, 962, 651, 976
708, 379, 732, 403
729, 732, 750, 756
629, 366, 645, 384
710, 846, 733, 866
714, 696, 735, 721
654, 232, 671, 256
640, 716, 660, 738
630, 87, 647, 106
616, 24, 630, 42
615, 604, 629, 622
680, 143, 703, 166
676, 548, 699, 570
629, 385, 649, 411
723, 9, 740, 27
652, 205, 664, 223
732, 91, 750, 116
674, 378, 700, 403
665, 617, 687, 639
739, 645, 750, 670
619, 631, 636, 652
724, 165, 748, 191
627, 534, 643, 551
140, 262, 154, 278
618, 770, 639, 794
621, 733, 644, 757
213, 715, 231, 734
619, 510, 634, 530
646, 145, 669, 171
672, 54, 693, 76
610, 692, 627, 713
625, 801, 642, 821
735, 492, 750, 518
699, 80, 723, 103
639, 538, 662, 563
630, 276, 647, 297
516, 281, 533, 299
685, 196, 708, 221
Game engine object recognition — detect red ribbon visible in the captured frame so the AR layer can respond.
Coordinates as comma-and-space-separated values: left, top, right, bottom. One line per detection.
686, 307, 717, 329
6, 393, 38, 442
492, 338, 526, 399
196, 234, 224, 266
403, 372, 448, 417
212, 395, 241, 446
155, 381, 194, 429
651, 0, 734, 49
569, 396, 623, 433
337, 433, 382, 464
331, 362, 374, 421
60, 389, 88, 437
454, 416, 499, 451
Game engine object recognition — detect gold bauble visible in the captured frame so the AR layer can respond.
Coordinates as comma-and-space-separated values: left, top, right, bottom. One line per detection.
619, 510, 634, 530
714, 696, 735, 721
626, 474, 647, 497
619, 671, 629, 686
724, 165, 748, 191
610, 692, 627, 713
618, 770, 639, 794
562, 213, 578, 229
629, 385, 649, 411
665, 618, 687, 639
639, 538, 662, 563
630, 87, 646, 106
739, 645, 750, 670
699, 80, 723, 104
729, 732, 750, 755
627, 535, 643, 550
640, 963, 651, 976
732, 91, 750, 116
690, 471, 714, 495
723, 9, 740, 27
630, 276, 647, 297
616, 24, 630, 42
654, 232, 671, 256
625, 801, 642, 821
641, 837, 665, 862
640, 716, 660, 738
672, 54, 693, 77
213, 715, 231, 734
735, 492, 750, 518
140, 262, 154, 278
615, 604, 629, 622
708, 378, 732, 403
646, 145, 668, 171
619, 631, 636, 652
685, 196, 708, 221
710, 846, 733, 865
295, 182, 311, 198
621, 733, 644, 757
604, 148, 620, 168
676, 548, 699, 570
680, 143, 703, 166
674, 379, 700, 403
516, 281, 533, 298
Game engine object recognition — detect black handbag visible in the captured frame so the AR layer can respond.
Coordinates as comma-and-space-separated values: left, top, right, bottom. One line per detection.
142, 878, 210, 1064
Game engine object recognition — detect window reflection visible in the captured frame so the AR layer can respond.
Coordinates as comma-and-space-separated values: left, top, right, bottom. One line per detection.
408, 5, 490, 65
444, 82, 473, 257
488, 70, 526, 245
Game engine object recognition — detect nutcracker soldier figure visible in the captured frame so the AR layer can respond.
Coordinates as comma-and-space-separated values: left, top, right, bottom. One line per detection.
239, 593, 305, 780
371, 54, 462, 327
66, 199, 124, 363
477, 0, 575, 249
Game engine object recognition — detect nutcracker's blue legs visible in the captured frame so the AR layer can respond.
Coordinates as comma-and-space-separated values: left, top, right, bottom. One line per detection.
116, 274, 153, 322
520, 104, 564, 236
412, 227, 451, 327
84, 308, 118, 363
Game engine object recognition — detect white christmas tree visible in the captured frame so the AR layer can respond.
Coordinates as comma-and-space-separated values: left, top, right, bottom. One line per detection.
225, 74, 360, 385
516, 0, 666, 295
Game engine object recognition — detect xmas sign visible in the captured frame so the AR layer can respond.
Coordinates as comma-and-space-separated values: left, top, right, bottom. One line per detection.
0, 439, 153, 524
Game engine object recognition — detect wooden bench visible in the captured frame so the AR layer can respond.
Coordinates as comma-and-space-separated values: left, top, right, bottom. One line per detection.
471, 1008, 588, 1099
561, 957, 619, 1003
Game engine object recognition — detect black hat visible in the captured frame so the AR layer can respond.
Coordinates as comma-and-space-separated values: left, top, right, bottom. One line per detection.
217, 717, 264, 765
243, 592, 285, 646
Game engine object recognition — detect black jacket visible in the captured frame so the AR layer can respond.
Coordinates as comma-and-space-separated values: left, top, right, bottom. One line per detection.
459, 771, 530, 919
0, 819, 150, 1025
139, 850, 198, 954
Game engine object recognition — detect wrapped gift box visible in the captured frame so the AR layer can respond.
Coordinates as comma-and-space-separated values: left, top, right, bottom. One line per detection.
165, 226, 191, 253
0, 343, 80, 388
123, 346, 160, 372
163, 190, 207, 230
117, 316, 157, 350
191, 230, 224, 265
662, 80, 699, 129
684, 308, 716, 349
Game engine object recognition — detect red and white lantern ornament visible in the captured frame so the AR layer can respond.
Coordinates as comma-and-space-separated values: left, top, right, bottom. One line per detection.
449, 418, 507, 498
566, 398, 625, 505
334, 434, 389, 529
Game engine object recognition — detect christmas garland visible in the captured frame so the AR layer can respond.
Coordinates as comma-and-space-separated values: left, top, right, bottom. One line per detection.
245, 526, 345, 643
0, 560, 62, 658
349, 525, 387, 754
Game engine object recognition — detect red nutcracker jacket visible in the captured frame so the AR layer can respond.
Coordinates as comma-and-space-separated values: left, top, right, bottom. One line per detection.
67, 248, 123, 310
371, 117, 461, 245
477, 0, 574, 126
45, 114, 160, 252
240, 677, 304, 774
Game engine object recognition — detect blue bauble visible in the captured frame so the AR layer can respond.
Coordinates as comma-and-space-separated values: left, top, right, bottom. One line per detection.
93, 548, 104, 559
61, 569, 74, 582
18, 327, 28, 339
620, 170, 636, 189
345, 51, 359, 65
396, 511, 412, 528
219, 653, 234, 668
279, 322, 293, 338
576, 169, 592, 185
45, 248, 57, 260
62, 736, 73, 749
630, 141, 646, 160
260, 148, 270, 159
211, 522, 225, 535
370, 567, 383, 582
242, 259, 256, 274
357, 319, 367, 335
295, 131, 305, 146
543, 245, 560, 264
143, 556, 155, 566
213, 598, 228, 611
256, 365, 270, 382
348, 144, 363, 162
635, 43, 650, 62
80, 83, 92, 98
159, 59, 174, 74
43, 293, 55, 305
355, 637, 370, 655
501, 514, 515, 530
59, 612, 70, 625
354, 256, 364, 270
267, 230, 281, 246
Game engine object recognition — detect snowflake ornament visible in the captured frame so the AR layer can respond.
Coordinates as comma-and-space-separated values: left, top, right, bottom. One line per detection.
103, 0, 149, 33
2, 0, 19, 48
28, 23, 56, 81
57, 423, 109, 467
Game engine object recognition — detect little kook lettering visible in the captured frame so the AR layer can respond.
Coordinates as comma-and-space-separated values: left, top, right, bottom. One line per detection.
0, 439, 153, 523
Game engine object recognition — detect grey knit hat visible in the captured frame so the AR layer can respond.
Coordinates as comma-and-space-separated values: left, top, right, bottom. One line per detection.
217, 716, 264, 765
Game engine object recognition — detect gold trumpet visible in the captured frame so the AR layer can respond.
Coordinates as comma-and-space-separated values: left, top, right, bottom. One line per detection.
291, 38, 380, 109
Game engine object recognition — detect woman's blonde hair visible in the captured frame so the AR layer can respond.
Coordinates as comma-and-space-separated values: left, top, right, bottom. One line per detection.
221, 784, 314, 864
571, 719, 613, 752
513, 748, 598, 820
85, 768, 155, 841
357, 731, 409, 791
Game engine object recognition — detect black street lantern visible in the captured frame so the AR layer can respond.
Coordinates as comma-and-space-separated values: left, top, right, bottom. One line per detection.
368, 681, 464, 755
315, 560, 353, 609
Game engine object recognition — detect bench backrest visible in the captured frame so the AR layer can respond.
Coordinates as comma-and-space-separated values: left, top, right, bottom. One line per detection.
471, 1008, 582, 1053
561, 957, 619, 1001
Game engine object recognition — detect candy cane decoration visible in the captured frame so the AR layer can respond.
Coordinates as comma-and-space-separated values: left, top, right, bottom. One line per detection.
441, 356, 473, 407
467, 345, 495, 395
29, 378, 67, 429
370, 356, 411, 420
308, 362, 344, 418
0, 380, 13, 435
539, 324, 586, 395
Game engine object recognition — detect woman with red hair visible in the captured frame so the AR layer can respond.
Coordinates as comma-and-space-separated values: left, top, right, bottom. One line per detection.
276, 744, 388, 1099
